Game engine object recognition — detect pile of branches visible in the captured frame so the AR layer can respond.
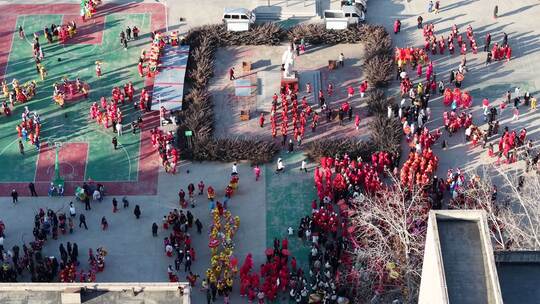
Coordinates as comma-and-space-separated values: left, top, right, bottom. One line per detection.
361, 24, 394, 88
287, 23, 364, 44
179, 22, 396, 164
363, 54, 394, 88
304, 139, 374, 161
186, 23, 284, 47
369, 116, 402, 156
192, 137, 280, 164
180, 25, 280, 164
362, 24, 392, 60
366, 89, 392, 116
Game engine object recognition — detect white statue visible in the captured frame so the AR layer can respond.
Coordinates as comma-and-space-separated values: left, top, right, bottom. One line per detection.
281, 44, 296, 79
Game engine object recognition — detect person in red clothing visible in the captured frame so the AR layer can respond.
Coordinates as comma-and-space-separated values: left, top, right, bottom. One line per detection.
359, 80, 368, 98
259, 113, 265, 127
198, 180, 205, 195
393, 19, 401, 34
347, 85, 354, 98
126, 81, 134, 102
254, 165, 261, 181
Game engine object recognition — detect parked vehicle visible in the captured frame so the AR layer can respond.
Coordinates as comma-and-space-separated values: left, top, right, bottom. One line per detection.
324, 5, 365, 30
223, 8, 256, 32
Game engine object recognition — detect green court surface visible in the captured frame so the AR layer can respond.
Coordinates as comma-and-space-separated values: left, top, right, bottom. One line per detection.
0, 13, 151, 182
265, 152, 316, 271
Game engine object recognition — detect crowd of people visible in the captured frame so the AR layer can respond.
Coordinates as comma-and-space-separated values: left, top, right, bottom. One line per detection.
0, 206, 105, 283
163, 208, 198, 282
262, 78, 368, 149
80, 0, 101, 22
151, 127, 179, 174
88, 83, 135, 134
15, 106, 42, 153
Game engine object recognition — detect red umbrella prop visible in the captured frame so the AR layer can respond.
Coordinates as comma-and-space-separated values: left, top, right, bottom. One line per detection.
265, 248, 273, 256
281, 249, 290, 256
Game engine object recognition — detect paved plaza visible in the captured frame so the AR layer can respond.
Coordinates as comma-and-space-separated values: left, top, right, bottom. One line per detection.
1, 0, 540, 303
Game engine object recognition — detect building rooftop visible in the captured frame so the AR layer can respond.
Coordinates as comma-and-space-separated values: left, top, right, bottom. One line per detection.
0, 283, 190, 304
495, 251, 540, 304
437, 219, 492, 304
419, 210, 503, 304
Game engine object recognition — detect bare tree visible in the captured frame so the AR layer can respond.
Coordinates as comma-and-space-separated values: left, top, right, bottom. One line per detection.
455, 165, 540, 251
347, 174, 429, 303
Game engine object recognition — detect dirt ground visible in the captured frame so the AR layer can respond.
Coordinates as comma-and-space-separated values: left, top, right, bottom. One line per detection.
210, 44, 374, 148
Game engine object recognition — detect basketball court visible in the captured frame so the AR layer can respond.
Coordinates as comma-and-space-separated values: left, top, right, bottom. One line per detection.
0, 3, 166, 195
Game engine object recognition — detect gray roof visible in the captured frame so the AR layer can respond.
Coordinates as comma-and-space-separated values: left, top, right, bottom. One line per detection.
495, 251, 540, 304
0, 283, 189, 304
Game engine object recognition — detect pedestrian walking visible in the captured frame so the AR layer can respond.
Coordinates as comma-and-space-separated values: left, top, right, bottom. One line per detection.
69, 202, 76, 217
18, 140, 24, 155
101, 216, 108, 230
338, 53, 344, 67
287, 139, 294, 153
512, 107, 520, 121
84, 195, 91, 210
301, 160, 307, 173
417, 16, 423, 29
112, 136, 118, 150
132, 26, 139, 39
134, 205, 141, 219
11, 189, 18, 204
116, 122, 123, 136
112, 198, 118, 213
122, 196, 129, 208
276, 158, 285, 173
434, 1, 440, 14
486, 52, 492, 65
494, 5, 498, 19
195, 218, 203, 234
229, 67, 235, 80
28, 182, 37, 196
79, 214, 88, 229
393, 19, 401, 34
126, 26, 132, 40
427, 1, 434, 13
184, 255, 192, 272
484, 33, 491, 52
18, 26, 24, 39
152, 222, 158, 236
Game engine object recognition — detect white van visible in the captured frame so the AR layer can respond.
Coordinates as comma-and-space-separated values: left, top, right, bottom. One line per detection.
342, 5, 365, 23
223, 8, 256, 32
324, 6, 365, 30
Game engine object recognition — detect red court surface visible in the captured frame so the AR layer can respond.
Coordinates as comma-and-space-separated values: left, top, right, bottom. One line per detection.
62, 14, 106, 45
35, 143, 88, 183
0, 3, 166, 196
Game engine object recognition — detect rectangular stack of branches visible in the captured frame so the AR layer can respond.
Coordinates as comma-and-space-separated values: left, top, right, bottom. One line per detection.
179, 22, 396, 164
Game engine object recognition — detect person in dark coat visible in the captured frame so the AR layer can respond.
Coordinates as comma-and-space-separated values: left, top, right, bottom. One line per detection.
79, 214, 88, 229
134, 205, 141, 219
28, 182, 38, 196
11, 189, 18, 204
195, 218, 203, 234
152, 223, 158, 236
